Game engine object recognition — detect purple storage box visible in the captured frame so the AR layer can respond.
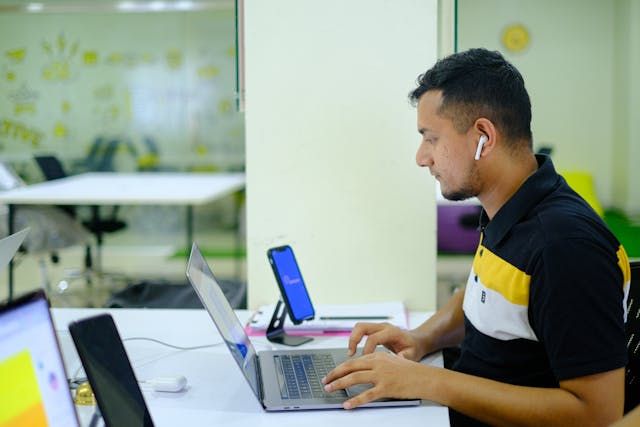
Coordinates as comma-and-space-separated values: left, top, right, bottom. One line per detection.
437, 205, 481, 253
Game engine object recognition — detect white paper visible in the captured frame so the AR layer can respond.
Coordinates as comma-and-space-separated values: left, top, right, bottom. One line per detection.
248, 301, 407, 332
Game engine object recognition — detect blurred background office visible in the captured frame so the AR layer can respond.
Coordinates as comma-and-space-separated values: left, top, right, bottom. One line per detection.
0, 0, 638, 310
439, 0, 640, 305
0, 0, 246, 307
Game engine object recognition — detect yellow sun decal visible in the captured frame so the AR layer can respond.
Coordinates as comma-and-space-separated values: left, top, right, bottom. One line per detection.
501, 24, 530, 53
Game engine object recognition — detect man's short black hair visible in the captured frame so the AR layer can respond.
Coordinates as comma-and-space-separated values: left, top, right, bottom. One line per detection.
409, 48, 532, 147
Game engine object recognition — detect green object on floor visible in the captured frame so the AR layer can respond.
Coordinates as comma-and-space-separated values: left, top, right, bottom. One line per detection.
171, 247, 246, 259
604, 209, 640, 258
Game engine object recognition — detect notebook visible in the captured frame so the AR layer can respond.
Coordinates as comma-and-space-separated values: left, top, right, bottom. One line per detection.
0, 290, 80, 426
186, 242, 421, 411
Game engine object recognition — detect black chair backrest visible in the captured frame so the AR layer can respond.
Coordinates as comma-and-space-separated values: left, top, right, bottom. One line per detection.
34, 155, 68, 181
34, 155, 75, 218
625, 261, 640, 413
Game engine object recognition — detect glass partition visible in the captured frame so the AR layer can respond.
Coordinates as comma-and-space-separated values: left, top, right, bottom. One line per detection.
0, 0, 243, 176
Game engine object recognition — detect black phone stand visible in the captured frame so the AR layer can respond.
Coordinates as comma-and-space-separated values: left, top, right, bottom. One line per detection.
266, 300, 313, 346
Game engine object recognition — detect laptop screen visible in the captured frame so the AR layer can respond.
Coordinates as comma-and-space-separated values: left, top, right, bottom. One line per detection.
0, 291, 79, 427
186, 243, 261, 399
0, 228, 30, 274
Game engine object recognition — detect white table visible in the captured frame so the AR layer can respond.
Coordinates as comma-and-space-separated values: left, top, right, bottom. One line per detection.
0, 172, 245, 299
51, 308, 450, 427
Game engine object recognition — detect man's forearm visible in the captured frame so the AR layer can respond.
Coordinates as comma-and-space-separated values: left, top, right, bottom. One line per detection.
413, 287, 465, 355
419, 366, 624, 427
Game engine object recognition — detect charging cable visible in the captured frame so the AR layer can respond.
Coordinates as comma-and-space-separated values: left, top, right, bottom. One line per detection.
63, 333, 222, 390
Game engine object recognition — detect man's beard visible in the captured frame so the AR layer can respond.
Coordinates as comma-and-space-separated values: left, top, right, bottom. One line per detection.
441, 167, 480, 201
442, 186, 477, 201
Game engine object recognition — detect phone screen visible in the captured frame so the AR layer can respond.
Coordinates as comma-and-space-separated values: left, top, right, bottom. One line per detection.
69, 314, 154, 427
268, 245, 315, 323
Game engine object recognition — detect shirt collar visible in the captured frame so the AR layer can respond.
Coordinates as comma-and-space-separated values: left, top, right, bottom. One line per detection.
479, 154, 561, 246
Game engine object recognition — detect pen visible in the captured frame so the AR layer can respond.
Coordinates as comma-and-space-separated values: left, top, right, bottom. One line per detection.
319, 316, 391, 320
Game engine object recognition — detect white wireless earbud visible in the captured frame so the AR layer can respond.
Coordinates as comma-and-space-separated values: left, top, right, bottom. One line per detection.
474, 135, 488, 160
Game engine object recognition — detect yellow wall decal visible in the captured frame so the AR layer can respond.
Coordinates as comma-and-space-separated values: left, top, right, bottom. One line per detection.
501, 23, 530, 53
197, 65, 220, 79
0, 118, 43, 147
83, 50, 98, 65
53, 121, 68, 138
166, 48, 183, 70
5, 48, 26, 63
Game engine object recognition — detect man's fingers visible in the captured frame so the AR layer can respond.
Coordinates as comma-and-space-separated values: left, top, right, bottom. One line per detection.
343, 387, 380, 410
397, 349, 410, 359
362, 335, 382, 355
347, 323, 381, 356
362, 323, 394, 354
322, 354, 374, 385
324, 370, 372, 393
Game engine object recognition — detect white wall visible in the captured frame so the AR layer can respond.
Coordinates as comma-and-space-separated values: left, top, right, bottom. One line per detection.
458, 0, 616, 207
244, 0, 438, 311
613, 0, 631, 212
622, 0, 640, 214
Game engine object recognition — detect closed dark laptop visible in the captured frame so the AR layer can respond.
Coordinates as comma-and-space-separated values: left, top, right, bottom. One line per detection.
69, 314, 154, 427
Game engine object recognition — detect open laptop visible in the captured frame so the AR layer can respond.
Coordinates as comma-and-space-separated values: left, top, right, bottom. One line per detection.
0, 289, 80, 426
186, 242, 421, 411
0, 227, 30, 273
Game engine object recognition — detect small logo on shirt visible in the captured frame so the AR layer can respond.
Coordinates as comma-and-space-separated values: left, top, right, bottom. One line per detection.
480, 290, 486, 303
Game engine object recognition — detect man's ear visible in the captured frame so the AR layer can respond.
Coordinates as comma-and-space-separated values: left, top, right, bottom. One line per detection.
475, 135, 488, 160
473, 118, 497, 158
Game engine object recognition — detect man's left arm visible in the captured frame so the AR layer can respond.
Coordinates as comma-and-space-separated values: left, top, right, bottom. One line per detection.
323, 354, 624, 427
324, 236, 628, 425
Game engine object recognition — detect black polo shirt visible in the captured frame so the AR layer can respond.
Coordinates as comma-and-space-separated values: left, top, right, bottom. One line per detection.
454, 154, 630, 389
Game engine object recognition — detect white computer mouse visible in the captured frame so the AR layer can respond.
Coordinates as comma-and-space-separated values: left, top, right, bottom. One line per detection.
147, 376, 188, 393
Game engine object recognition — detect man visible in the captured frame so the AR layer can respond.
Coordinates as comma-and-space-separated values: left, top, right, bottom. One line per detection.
322, 48, 631, 426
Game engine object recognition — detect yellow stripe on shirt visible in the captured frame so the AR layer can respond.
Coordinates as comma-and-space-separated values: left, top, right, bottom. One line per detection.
617, 245, 630, 287
472, 245, 531, 306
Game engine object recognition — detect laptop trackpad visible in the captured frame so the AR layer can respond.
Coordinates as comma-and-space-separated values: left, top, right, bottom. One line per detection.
346, 383, 373, 397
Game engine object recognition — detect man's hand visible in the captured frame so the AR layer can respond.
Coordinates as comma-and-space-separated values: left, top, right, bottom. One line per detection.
321, 351, 429, 409
347, 322, 427, 361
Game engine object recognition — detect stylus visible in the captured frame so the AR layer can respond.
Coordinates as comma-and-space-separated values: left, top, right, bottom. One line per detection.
319, 316, 391, 320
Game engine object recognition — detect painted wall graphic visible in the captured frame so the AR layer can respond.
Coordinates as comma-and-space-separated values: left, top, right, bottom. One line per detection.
0, 350, 47, 427
0, 9, 244, 171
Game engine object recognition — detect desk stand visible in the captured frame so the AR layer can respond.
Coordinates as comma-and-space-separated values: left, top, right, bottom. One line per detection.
266, 300, 313, 346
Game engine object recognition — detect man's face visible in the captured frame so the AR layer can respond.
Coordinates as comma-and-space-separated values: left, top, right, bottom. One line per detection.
415, 90, 480, 201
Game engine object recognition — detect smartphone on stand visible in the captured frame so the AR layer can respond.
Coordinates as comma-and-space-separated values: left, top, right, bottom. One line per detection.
267, 245, 315, 324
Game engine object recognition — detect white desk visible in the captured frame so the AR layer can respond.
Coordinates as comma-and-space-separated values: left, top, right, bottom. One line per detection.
0, 173, 245, 206
0, 172, 245, 299
52, 308, 450, 427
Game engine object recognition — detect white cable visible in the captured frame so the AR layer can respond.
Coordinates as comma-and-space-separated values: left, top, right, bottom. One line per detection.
122, 336, 221, 351
64, 334, 222, 387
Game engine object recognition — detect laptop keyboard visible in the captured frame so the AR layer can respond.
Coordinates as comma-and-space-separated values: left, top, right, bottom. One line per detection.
275, 353, 348, 400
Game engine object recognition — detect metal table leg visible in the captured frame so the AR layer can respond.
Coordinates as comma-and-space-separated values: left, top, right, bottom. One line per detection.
7, 204, 15, 301
186, 205, 193, 253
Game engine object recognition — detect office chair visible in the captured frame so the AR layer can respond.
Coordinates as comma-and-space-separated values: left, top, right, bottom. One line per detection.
625, 261, 640, 414
33, 154, 127, 243
0, 161, 91, 293
74, 136, 139, 173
